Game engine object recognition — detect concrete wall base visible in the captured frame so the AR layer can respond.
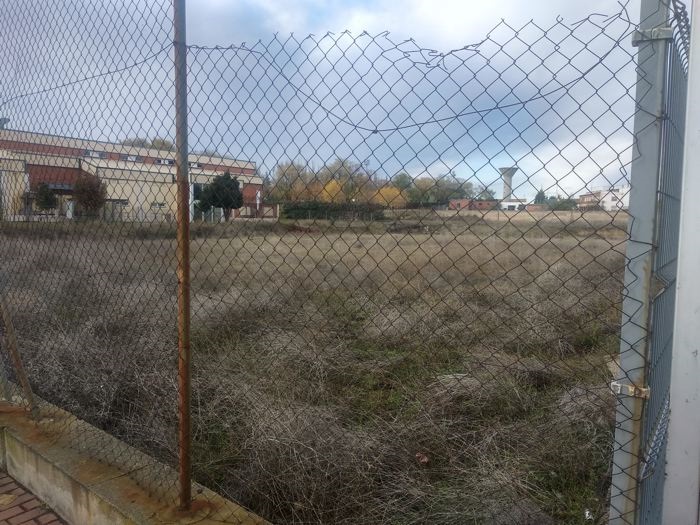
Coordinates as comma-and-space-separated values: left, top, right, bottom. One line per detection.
0, 402, 267, 525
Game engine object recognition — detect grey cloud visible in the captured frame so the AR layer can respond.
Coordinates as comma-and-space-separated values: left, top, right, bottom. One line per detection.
187, 8, 639, 200
0, 0, 174, 142
2, 0, 643, 202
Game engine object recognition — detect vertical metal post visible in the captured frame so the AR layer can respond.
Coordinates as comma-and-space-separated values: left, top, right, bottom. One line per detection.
609, 0, 669, 522
0, 297, 38, 417
662, 2, 700, 521
173, 0, 191, 511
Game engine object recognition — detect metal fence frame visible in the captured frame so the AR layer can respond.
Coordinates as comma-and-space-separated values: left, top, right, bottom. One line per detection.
610, 0, 696, 523
637, 11, 688, 523
662, 0, 700, 521
609, 0, 669, 517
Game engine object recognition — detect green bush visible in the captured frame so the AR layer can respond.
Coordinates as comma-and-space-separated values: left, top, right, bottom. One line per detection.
35, 183, 58, 210
281, 201, 385, 221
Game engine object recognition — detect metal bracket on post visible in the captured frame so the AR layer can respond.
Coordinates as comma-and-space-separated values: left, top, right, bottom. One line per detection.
610, 380, 651, 399
632, 26, 673, 46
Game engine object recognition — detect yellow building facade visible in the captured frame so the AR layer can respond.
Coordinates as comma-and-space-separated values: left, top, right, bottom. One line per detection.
0, 130, 263, 222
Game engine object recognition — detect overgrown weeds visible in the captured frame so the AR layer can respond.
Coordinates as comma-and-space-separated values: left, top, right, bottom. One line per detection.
0, 221, 623, 523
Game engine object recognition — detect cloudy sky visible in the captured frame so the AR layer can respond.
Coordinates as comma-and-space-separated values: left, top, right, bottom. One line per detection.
1, 0, 650, 199
183, 0, 643, 198
187, 0, 639, 51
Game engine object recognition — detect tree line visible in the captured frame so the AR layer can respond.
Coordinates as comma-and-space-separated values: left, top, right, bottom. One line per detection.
264, 159, 495, 208
533, 189, 578, 211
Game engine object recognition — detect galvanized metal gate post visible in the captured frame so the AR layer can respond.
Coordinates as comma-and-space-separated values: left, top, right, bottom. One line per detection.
609, 0, 670, 522
635, 9, 690, 522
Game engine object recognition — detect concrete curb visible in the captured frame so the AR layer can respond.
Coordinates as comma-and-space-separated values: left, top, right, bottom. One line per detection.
0, 401, 267, 525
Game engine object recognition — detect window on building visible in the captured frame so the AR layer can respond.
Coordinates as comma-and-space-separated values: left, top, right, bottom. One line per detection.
193, 183, 204, 200
151, 202, 166, 209
106, 199, 129, 206
157, 158, 174, 165
189, 161, 202, 169
611, 196, 618, 201
120, 154, 142, 162
84, 149, 106, 159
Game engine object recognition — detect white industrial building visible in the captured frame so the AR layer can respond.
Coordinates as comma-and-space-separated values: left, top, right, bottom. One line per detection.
578, 185, 630, 211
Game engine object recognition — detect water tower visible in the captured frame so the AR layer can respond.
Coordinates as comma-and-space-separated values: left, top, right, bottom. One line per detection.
499, 167, 518, 200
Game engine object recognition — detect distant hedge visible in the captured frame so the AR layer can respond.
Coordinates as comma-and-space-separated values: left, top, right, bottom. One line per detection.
281, 201, 386, 220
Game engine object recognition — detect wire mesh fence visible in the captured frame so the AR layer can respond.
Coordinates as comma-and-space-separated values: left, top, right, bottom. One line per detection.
0, 0, 184, 506
634, 2, 689, 522
0, 0, 691, 523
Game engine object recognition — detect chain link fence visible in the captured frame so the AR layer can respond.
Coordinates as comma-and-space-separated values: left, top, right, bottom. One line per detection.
0, 0, 691, 523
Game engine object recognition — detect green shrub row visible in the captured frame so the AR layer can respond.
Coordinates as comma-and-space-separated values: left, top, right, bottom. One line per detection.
281, 201, 386, 220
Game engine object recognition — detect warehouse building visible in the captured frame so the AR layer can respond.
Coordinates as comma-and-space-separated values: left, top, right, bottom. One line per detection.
0, 129, 275, 222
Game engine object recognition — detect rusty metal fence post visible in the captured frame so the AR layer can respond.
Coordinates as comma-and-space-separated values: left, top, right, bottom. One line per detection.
173, 0, 192, 511
0, 296, 38, 418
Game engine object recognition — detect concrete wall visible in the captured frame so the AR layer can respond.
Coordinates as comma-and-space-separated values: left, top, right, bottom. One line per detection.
0, 396, 268, 525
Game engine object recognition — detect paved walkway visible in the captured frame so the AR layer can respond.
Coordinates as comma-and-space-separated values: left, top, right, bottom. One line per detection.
0, 471, 65, 525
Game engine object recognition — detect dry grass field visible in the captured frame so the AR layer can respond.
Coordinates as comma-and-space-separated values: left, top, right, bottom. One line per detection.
0, 211, 628, 524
